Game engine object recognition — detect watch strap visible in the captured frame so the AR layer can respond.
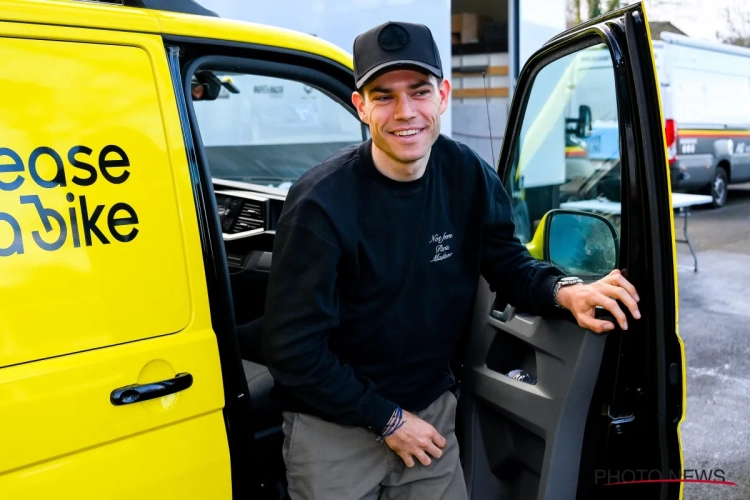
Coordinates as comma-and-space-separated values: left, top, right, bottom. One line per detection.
553, 277, 584, 309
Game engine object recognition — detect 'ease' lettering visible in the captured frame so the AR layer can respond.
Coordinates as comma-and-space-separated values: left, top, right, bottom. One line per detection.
0, 144, 130, 191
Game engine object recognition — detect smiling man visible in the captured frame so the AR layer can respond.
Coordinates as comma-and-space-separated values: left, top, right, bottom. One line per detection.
262, 21, 641, 500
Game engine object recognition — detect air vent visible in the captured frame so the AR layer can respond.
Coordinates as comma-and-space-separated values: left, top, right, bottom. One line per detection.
229, 199, 265, 234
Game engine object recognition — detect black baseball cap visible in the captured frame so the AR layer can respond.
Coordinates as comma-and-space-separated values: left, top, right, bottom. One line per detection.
353, 21, 443, 90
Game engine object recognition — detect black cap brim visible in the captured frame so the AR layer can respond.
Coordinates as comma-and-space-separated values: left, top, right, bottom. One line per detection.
355, 60, 442, 90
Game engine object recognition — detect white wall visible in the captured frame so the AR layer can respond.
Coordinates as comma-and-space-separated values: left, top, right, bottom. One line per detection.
518, 0, 567, 73
196, 0, 453, 136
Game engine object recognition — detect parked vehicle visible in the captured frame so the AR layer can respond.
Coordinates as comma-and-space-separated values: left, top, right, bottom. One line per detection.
569, 32, 750, 207
0, 1, 684, 499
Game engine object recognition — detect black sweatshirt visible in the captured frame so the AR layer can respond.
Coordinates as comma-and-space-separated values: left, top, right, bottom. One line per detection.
261, 135, 565, 434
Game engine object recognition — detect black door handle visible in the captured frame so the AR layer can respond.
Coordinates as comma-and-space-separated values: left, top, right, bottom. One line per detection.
110, 372, 193, 406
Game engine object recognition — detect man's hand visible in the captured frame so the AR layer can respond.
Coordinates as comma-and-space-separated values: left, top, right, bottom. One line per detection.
556, 269, 641, 334
384, 410, 446, 467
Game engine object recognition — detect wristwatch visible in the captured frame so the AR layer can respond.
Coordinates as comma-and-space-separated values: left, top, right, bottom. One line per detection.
553, 276, 584, 309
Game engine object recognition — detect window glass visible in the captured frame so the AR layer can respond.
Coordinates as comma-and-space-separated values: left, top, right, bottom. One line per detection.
191, 70, 364, 191
506, 43, 621, 276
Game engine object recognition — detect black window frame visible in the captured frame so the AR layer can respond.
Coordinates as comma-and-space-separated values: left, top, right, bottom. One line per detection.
164, 36, 363, 498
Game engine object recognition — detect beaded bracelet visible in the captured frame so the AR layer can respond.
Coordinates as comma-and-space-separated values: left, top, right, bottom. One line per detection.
377, 406, 405, 443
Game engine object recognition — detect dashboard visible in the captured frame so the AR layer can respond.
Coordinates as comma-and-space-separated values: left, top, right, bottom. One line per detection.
213, 184, 289, 328
214, 187, 286, 271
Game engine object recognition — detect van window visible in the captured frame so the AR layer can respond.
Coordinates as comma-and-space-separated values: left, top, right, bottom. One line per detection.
506, 43, 621, 271
0, 38, 191, 368
191, 71, 364, 191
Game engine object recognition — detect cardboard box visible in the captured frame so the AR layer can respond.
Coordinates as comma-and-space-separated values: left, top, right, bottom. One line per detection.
451, 13, 491, 44
451, 13, 462, 35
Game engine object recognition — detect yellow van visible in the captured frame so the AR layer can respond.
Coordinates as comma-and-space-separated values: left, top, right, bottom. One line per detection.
0, 1, 685, 499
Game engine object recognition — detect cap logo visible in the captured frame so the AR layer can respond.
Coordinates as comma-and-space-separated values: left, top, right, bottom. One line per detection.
378, 24, 410, 51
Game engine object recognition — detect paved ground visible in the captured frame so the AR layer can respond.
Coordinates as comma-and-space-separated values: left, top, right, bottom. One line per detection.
674, 183, 750, 500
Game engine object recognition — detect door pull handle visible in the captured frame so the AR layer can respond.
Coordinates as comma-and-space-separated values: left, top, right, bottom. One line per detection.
110, 372, 193, 406
491, 304, 512, 322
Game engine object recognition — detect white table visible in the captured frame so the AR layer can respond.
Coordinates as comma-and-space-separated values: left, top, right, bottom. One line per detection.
560, 193, 713, 272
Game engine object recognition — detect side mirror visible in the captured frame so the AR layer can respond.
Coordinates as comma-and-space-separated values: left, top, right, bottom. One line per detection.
578, 104, 592, 137
527, 209, 619, 278
191, 71, 240, 101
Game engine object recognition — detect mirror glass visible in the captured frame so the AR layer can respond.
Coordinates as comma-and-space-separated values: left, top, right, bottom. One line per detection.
548, 212, 617, 276
577, 105, 592, 137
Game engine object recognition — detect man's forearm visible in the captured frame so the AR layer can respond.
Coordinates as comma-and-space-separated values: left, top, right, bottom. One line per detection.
262, 324, 398, 432
262, 218, 398, 432
481, 238, 564, 315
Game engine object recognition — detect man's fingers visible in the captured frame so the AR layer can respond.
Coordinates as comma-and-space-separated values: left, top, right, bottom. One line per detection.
580, 315, 615, 334
426, 442, 443, 460
400, 452, 415, 468
598, 296, 628, 330
415, 451, 432, 466
605, 284, 641, 320
610, 272, 640, 303
432, 431, 446, 449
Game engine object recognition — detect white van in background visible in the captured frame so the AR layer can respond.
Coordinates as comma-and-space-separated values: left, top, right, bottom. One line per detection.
656, 32, 750, 207
579, 32, 750, 208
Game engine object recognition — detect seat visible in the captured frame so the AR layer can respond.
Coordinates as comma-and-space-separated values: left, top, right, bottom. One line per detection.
242, 359, 274, 410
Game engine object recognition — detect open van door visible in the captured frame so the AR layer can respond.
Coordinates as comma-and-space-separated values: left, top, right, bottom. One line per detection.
457, 3, 685, 500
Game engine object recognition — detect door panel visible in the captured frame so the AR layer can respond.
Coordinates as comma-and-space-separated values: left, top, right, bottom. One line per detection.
458, 3, 683, 500
0, 330, 230, 499
461, 281, 607, 499
3, 412, 229, 499
0, 35, 191, 368
0, 22, 231, 498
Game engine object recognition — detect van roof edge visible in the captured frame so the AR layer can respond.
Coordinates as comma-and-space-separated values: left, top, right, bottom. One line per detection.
73, 0, 219, 17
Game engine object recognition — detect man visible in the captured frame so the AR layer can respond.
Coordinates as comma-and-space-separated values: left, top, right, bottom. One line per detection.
262, 21, 641, 500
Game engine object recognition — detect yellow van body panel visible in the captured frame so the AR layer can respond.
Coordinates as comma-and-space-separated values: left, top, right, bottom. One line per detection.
0, 19, 231, 498
154, 9, 354, 69
0, 0, 161, 32
0, 331, 231, 498
5, 0, 353, 70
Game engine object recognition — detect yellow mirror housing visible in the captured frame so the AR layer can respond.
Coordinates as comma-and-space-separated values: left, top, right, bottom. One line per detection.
525, 211, 550, 260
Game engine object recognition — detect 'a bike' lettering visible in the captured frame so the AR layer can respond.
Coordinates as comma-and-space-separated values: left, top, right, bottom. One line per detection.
0, 211, 23, 256
9, 194, 140, 253
80, 194, 109, 246
107, 202, 139, 242
20, 195, 68, 251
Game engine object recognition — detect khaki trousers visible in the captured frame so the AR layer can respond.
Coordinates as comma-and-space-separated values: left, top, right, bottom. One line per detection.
281, 390, 468, 500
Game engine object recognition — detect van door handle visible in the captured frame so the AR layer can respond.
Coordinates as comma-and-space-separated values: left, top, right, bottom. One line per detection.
110, 372, 193, 406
